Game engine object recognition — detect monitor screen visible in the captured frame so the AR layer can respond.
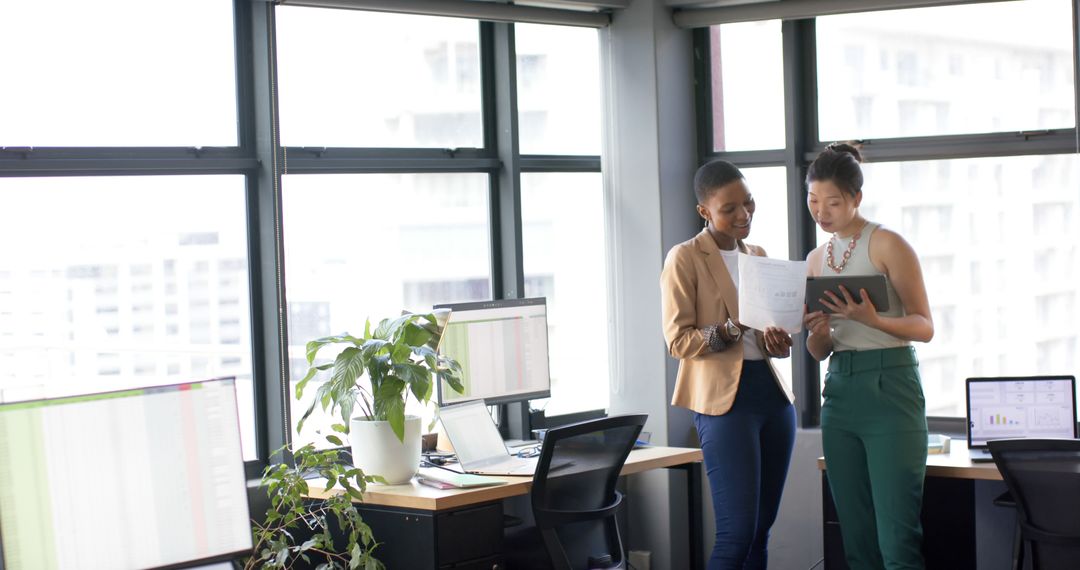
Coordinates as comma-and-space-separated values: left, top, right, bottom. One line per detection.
0, 378, 252, 570
966, 375, 1078, 448
434, 297, 552, 406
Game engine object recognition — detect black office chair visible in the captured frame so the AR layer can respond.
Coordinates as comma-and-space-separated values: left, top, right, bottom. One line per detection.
988, 438, 1080, 570
505, 414, 647, 570
992, 489, 1024, 570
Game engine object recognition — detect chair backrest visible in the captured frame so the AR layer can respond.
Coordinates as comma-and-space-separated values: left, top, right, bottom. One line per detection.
531, 414, 647, 570
989, 438, 1080, 570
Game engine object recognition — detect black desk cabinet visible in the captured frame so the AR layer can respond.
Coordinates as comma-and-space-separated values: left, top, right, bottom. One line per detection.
822, 473, 977, 569
357, 501, 505, 569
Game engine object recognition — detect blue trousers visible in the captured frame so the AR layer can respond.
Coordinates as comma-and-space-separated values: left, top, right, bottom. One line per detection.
693, 360, 796, 570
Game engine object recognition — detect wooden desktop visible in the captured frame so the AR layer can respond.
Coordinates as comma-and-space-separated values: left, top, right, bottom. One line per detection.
307, 445, 705, 569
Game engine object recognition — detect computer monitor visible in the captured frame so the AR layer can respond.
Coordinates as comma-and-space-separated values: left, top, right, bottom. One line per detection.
434, 297, 552, 406
0, 378, 252, 570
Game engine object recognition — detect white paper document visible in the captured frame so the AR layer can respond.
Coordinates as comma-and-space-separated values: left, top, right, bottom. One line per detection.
737, 254, 808, 333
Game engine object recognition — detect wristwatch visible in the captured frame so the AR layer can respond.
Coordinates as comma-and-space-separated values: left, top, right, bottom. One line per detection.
723, 318, 742, 342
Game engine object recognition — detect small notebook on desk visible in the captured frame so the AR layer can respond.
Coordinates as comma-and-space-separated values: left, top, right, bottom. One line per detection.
417, 467, 506, 489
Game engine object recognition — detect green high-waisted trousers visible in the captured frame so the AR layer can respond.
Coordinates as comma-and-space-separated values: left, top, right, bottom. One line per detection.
821, 346, 928, 570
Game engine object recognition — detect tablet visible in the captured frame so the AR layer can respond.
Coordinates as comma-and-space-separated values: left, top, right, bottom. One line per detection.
806, 274, 890, 314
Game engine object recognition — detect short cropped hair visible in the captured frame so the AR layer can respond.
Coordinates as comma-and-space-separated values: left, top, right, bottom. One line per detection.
693, 160, 744, 204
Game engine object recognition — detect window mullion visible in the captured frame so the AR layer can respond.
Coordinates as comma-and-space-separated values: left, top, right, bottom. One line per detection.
490, 22, 525, 300
783, 18, 822, 428
800, 131, 1080, 164
245, 0, 290, 464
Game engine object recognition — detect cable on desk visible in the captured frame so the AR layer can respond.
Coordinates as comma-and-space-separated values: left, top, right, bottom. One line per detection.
422, 451, 457, 465
420, 459, 467, 475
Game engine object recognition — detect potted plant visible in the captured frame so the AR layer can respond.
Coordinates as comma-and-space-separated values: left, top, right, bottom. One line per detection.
245, 443, 383, 569
296, 311, 464, 484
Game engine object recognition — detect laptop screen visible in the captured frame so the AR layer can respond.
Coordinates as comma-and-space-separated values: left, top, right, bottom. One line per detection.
438, 400, 509, 465
966, 376, 1078, 448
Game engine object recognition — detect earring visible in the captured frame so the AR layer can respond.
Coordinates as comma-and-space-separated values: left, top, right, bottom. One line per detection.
703, 219, 709, 229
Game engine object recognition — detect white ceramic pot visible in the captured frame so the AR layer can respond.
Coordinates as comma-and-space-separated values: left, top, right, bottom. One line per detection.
348, 415, 421, 485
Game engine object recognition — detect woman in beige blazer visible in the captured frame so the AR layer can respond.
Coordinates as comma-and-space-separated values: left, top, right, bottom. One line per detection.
661, 160, 796, 570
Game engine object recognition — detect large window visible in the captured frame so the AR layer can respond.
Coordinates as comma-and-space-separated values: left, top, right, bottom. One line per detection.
0, 176, 257, 458
276, 10, 609, 446
817, 0, 1075, 140
0, 0, 237, 146
701, 0, 1080, 423
281, 173, 492, 447
709, 21, 786, 152
516, 24, 602, 155
860, 155, 1080, 416
521, 173, 608, 416
2, 2, 610, 467
276, 8, 484, 148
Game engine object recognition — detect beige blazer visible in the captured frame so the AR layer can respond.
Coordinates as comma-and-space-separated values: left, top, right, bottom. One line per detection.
660, 229, 795, 415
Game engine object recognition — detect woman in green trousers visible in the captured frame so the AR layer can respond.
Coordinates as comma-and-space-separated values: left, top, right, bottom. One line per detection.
802, 143, 934, 570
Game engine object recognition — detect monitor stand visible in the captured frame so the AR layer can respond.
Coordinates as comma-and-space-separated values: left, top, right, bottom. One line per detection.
499, 401, 533, 444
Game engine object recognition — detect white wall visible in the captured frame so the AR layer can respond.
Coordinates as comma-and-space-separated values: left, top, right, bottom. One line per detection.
601, 0, 694, 567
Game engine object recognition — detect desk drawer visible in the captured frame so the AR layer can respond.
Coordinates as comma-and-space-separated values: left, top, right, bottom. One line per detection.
436, 502, 504, 564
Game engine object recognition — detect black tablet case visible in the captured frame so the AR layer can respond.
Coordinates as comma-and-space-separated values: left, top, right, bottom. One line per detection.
806, 274, 890, 313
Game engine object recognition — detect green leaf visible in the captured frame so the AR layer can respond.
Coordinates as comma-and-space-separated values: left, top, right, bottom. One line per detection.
330, 346, 365, 390
373, 377, 406, 421
340, 396, 356, 432
373, 316, 396, 340
400, 319, 433, 348
331, 423, 348, 433
385, 400, 407, 443
325, 434, 343, 446
320, 388, 334, 414
350, 544, 362, 569
389, 342, 411, 364
296, 397, 319, 434
438, 367, 465, 395
296, 363, 333, 399
405, 367, 432, 405
305, 338, 329, 364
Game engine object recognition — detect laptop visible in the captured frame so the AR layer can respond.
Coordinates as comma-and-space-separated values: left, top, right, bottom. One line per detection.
965, 375, 1078, 462
438, 399, 541, 476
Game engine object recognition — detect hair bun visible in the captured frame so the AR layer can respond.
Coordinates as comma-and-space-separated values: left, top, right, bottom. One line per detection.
825, 142, 863, 163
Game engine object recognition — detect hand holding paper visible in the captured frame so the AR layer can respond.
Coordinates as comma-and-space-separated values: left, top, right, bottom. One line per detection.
763, 326, 793, 357
736, 254, 808, 333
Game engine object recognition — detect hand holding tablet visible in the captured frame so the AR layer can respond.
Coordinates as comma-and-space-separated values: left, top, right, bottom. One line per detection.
805, 274, 890, 314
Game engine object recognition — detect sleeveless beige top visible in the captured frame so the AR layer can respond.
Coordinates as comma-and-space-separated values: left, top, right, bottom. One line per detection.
819, 222, 908, 352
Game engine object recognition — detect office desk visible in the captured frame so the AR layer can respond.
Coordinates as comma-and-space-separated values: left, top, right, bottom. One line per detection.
817, 440, 1005, 570
307, 446, 704, 569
